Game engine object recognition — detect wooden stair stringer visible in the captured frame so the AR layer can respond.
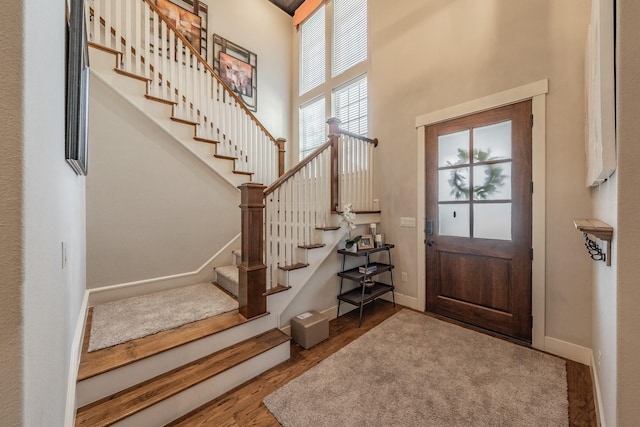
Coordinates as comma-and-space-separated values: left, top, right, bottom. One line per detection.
88, 44, 249, 190
75, 329, 290, 427
76, 308, 280, 407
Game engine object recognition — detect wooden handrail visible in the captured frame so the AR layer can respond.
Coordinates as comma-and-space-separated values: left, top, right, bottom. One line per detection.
264, 140, 332, 196
141, 0, 279, 146
338, 129, 378, 147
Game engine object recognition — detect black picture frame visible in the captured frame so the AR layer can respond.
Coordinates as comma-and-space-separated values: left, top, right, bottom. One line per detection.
213, 34, 257, 112
65, 0, 90, 175
156, 0, 202, 52
157, 0, 208, 59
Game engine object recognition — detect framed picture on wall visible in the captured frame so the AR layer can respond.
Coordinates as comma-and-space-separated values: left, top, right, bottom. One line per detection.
213, 34, 257, 112
65, 0, 90, 175
156, 0, 201, 52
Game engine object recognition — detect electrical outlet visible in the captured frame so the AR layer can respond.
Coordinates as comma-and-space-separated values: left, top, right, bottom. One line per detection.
400, 217, 416, 228
401, 272, 408, 282
598, 350, 602, 366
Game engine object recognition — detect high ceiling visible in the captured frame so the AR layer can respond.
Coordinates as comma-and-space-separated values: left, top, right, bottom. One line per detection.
267, 0, 305, 16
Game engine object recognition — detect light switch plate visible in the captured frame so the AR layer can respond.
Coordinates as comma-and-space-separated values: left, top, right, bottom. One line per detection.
400, 217, 416, 228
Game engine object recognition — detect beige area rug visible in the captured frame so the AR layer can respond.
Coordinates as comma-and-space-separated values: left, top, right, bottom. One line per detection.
264, 310, 568, 427
88, 282, 237, 352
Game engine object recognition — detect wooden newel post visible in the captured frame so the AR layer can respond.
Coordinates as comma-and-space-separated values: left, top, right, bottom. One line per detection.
238, 183, 267, 319
327, 117, 341, 213
277, 138, 286, 177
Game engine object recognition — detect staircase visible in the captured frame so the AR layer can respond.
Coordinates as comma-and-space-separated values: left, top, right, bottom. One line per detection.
77, 0, 381, 424
75, 306, 289, 426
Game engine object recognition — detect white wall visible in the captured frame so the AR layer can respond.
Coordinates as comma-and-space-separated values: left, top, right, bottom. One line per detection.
592, 173, 617, 425
1, 0, 88, 425
86, 76, 241, 287
205, 0, 292, 153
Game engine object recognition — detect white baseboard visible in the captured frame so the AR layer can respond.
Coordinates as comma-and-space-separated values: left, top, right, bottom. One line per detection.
590, 351, 607, 427
380, 291, 418, 310
64, 291, 90, 427
278, 293, 415, 336
88, 234, 240, 306
544, 336, 592, 365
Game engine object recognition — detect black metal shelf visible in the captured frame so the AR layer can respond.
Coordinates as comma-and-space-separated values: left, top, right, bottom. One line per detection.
337, 244, 396, 327
337, 243, 395, 257
337, 262, 394, 282
337, 282, 395, 306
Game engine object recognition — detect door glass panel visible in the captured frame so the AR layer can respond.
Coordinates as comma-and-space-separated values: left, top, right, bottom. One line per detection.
472, 163, 511, 200
438, 130, 470, 167
473, 121, 512, 160
439, 167, 470, 201
439, 204, 470, 238
474, 203, 512, 240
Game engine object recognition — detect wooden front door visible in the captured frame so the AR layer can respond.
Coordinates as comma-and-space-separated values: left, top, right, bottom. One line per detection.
425, 100, 533, 342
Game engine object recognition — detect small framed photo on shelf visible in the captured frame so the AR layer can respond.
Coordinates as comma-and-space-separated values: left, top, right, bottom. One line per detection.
358, 234, 375, 250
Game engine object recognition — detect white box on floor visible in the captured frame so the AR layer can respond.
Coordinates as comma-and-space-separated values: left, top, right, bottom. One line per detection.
290, 310, 329, 349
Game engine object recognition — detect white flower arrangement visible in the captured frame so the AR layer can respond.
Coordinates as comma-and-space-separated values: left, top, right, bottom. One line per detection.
339, 203, 360, 249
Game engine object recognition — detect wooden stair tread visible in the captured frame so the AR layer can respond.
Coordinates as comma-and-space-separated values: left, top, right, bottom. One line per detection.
75, 328, 290, 427
114, 67, 151, 82
278, 263, 309, 271
145, 94, 178, 105
263, 284, 291, 296
316, 226, 340, 231
78, 308, 264, 381
170, 116, 198, 126
88, 41, 120, 57
214, 154, 238, 161
298, 243, 326, 249
193, 136, 219, 144
232, 170, 253, 176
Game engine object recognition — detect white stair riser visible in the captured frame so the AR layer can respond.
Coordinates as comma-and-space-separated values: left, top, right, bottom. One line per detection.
76, 313, 278, 406
112, 342, 290, 427
89, 47, 119, 72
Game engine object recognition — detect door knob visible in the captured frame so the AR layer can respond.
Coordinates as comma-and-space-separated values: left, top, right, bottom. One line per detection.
427, 239, 435, 247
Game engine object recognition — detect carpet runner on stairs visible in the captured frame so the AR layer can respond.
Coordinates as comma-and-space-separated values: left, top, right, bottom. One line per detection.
214, 265, 239, 298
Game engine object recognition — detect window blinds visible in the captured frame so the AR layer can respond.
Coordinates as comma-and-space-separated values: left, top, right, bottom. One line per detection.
332, 0, 367, 77
300, 5, 325, 95
299, 97, 327, 159
334, 76, 368, 135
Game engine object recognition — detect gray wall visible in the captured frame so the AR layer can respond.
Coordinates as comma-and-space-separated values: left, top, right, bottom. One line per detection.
591, 1, 640, 425
86, 77, 241, 287
87, 0, 293, 288
287, 0, 594, 349
611, 1, 640, 424
0, 1, 25, 424
206, 0, 292, 152
367, 0, 593, 347
0, 0, 87, 425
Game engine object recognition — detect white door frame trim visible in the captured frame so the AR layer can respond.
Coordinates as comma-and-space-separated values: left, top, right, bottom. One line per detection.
415, 79, 548, 349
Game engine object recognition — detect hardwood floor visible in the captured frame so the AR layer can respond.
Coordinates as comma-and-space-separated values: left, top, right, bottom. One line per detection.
167, 300, 597, 426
